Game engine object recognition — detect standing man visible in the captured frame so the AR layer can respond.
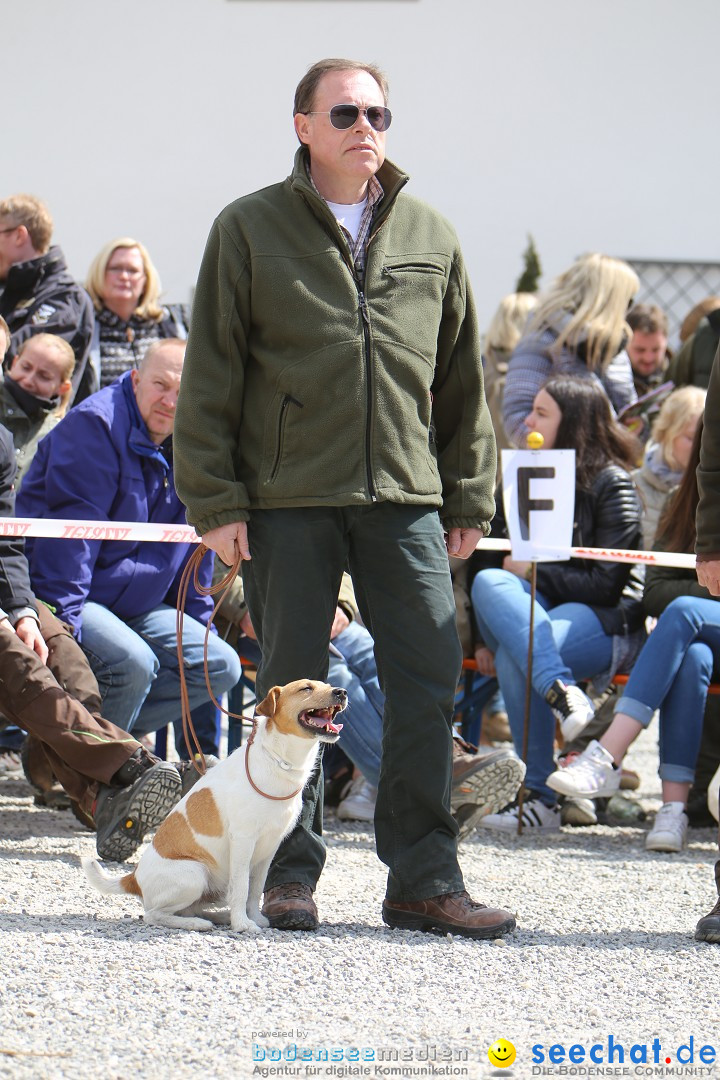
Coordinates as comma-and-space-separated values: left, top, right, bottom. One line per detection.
695, 345, 720, 943
174, 58, 515, 939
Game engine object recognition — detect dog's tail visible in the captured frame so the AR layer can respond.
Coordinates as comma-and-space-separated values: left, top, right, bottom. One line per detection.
81, 856, 142, 899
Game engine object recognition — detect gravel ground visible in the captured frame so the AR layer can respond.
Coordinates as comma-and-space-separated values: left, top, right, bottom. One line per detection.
1, 719, 718, 1080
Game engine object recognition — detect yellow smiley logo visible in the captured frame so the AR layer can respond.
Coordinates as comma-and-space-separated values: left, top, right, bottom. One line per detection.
488, 1039, 516, 1068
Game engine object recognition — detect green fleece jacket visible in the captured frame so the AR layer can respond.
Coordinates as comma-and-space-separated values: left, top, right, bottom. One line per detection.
174, 148, 496, 535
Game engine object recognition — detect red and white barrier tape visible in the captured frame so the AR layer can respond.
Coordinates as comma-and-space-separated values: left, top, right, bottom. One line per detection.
475, 537, 696, 570
0, 518, 200, 544
0, 516, 698, 569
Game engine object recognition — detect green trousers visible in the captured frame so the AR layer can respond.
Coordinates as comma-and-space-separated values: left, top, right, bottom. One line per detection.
242, 503, 464, 902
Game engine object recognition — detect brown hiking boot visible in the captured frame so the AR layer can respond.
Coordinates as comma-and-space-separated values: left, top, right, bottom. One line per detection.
382, 890, 516, 939
262, 882, 319, 931
695, 859, 720, 943
696, 896, 720, 943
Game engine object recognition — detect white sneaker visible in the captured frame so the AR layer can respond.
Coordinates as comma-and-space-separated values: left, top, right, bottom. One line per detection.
708, 765, 720, 823
480, 795, 561, 832
561, 797, 598, 827
645, 802, 688, 853
545, 680, 595, 741
336, 775, 376, 822
547, 740, 620, 798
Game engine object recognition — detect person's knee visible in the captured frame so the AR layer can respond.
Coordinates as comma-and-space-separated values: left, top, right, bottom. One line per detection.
471, 568, 515, 614
664, 594, 702, 627
678, 642, 714, 683
204, 638, 242, 692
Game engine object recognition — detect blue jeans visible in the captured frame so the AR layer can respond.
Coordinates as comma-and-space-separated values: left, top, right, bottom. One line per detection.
615, 595, 720, 784
80, 602, 241, 746
327, 621, 384, 788
471, 569, 613, 803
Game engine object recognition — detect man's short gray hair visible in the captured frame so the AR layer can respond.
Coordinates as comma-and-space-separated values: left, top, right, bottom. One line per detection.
137, 338, 186, 372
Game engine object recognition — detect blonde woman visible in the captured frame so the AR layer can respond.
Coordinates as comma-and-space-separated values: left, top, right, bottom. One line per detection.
0, 328, 74, 487
482, 292, 538, 451
78, 238, 189, 399
502, 253, 639, 446
633, 385, 706, 549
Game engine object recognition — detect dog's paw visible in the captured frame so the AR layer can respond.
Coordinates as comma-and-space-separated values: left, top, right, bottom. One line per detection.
248, 911, 270, 928
231, 916, 264, 934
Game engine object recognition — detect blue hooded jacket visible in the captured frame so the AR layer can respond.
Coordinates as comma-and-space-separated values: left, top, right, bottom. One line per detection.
18, 372, 213, 636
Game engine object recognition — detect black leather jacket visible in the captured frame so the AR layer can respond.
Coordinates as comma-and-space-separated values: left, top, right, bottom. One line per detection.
0, 246, 94, 375
469, 463, 645, 637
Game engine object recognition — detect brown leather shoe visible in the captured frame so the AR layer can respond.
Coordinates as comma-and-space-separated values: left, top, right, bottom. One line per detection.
382, 889, 516, 939
262, 882, 319, 931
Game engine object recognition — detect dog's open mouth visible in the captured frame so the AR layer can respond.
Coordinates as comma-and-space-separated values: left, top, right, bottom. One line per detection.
298, 706, 344, 736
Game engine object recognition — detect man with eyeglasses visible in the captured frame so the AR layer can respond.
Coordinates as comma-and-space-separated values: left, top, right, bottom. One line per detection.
0, 195, 94, 395
174, 59, 515, 940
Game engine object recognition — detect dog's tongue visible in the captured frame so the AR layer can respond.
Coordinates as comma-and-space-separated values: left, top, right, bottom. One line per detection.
313, 709, 343, 734
306, 708, 343, 734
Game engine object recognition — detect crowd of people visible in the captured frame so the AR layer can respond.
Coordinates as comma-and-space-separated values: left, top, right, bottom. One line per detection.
1, 55, 719, 944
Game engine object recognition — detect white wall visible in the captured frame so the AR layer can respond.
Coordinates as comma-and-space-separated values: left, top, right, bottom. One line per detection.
5, 0, 719, 332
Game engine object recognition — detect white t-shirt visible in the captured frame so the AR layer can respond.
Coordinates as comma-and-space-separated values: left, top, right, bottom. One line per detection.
327, 198, 367, 243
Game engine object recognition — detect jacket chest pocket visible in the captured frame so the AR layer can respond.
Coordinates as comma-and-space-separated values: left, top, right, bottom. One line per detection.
382, 261, 446, 282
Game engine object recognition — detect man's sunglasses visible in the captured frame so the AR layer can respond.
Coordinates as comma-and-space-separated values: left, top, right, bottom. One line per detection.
306, 104, 392, 132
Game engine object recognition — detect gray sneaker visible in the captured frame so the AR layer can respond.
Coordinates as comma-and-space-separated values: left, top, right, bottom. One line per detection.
176, 755, 220, 797
451, 742, 527, 839
94, 761, 182, 861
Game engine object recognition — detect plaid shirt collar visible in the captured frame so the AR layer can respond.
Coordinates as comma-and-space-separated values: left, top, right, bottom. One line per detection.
307, 166, 384, 274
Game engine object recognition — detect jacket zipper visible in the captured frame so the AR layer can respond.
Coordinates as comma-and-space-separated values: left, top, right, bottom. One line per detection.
356, 281, 376, 501
269, 394, 303, 482
300, 188, 382, 502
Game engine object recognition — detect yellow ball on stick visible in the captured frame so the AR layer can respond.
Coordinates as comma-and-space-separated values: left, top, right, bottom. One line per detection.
526, 430, 545, 450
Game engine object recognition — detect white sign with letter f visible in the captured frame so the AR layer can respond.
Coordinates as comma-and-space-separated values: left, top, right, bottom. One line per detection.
501, 448, 575, 562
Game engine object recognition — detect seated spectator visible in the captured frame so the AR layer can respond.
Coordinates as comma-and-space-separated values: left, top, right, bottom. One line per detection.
0, 195, 94, 392
0, 326, 74, 487
473, 375, 645, 831
212, 562, 525, 837
17, 339, 240, 754
482, 291, 538, 453
77, 237, 189, 400
632, 385, 705, 549
0, 419, 183, 857
669, 298, 720, 390
502, 253, 639, 447
549, 417, 715, 854
626, 303, 671, 397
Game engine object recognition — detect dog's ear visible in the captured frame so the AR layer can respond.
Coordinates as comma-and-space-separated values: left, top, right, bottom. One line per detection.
255, 686, 281, 718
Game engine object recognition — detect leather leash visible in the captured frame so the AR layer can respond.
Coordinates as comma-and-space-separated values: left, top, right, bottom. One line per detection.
175, 545, 302, 800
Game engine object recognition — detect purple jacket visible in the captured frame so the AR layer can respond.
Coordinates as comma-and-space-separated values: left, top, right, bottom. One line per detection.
18, 372, 213, 636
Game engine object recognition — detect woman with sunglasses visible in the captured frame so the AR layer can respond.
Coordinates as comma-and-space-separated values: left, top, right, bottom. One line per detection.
502, 253, 639, 447
76, 238, 189, 401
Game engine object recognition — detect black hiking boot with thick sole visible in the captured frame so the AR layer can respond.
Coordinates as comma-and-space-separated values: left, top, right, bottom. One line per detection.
94, 761, 181, 862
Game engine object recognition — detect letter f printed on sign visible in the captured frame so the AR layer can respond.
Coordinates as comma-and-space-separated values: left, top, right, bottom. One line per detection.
517, 466, 555, 541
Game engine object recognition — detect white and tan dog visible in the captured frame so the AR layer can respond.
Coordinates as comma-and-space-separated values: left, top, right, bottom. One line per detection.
82, 679, 346, 932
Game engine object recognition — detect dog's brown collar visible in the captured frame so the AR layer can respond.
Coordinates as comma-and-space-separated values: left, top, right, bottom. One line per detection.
245, 720, 303, 802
